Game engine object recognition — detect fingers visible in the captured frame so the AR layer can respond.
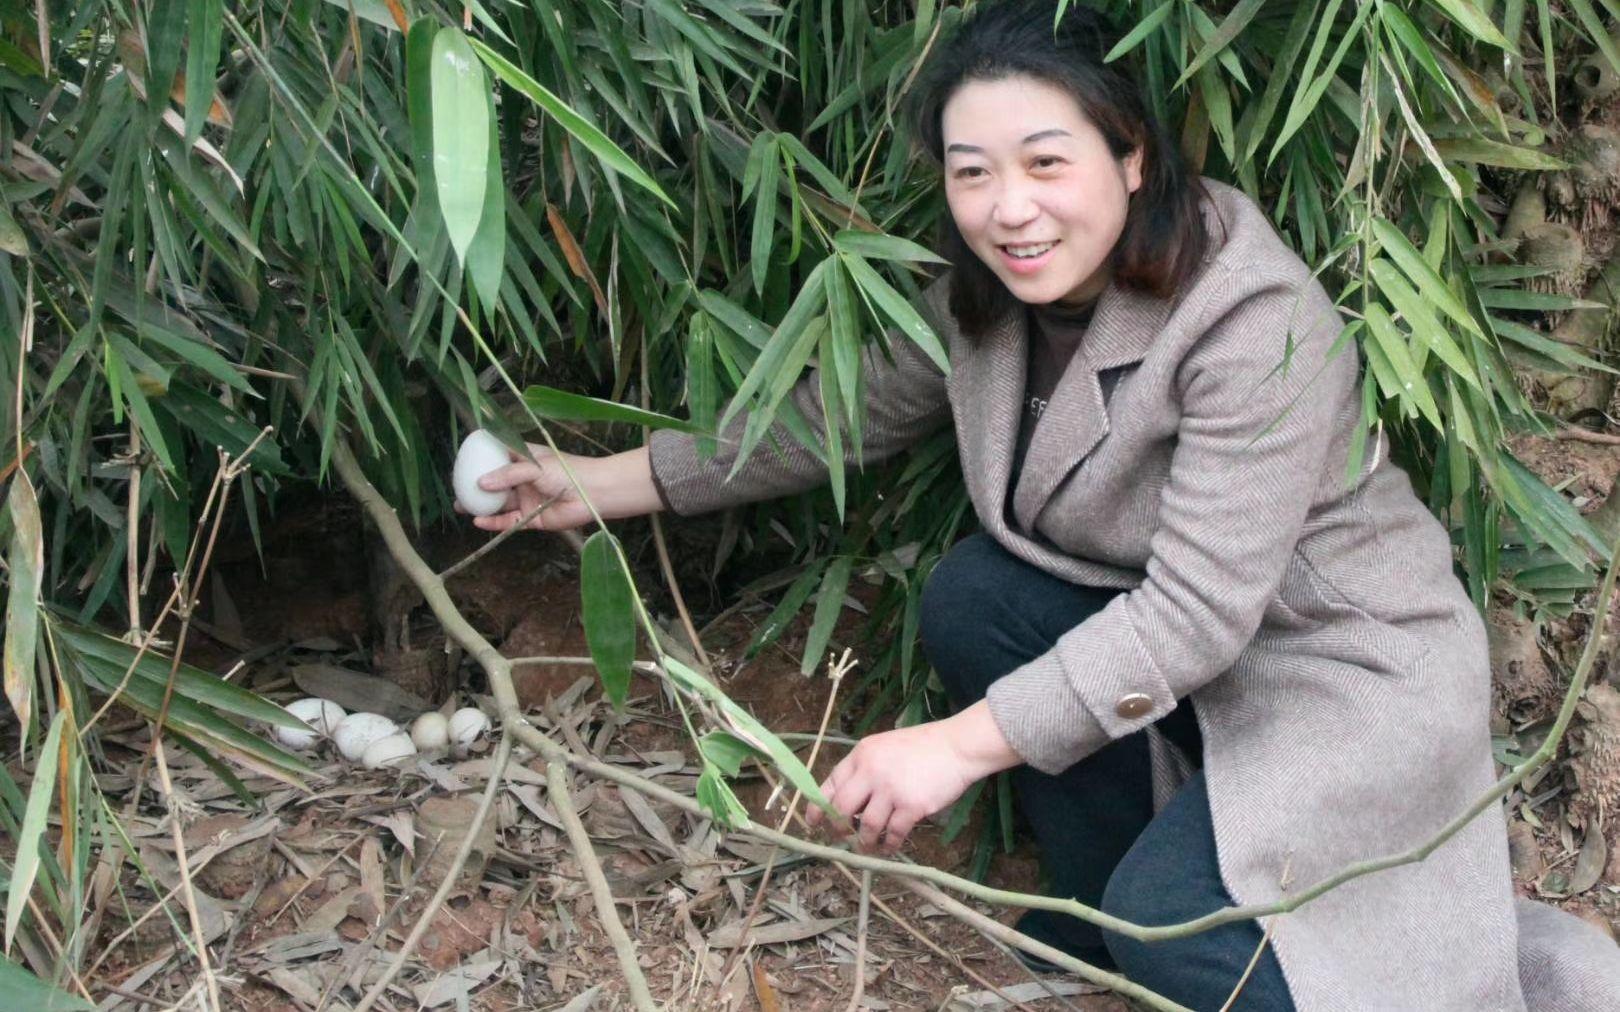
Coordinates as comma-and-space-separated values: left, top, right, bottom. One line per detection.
856, 797, 892, 853
882, 808, 920, 853
472, 507, 541, 533
477, 461, 545, 493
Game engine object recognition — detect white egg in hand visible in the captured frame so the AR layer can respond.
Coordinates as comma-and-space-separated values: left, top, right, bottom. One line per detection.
453, 429, 511, 517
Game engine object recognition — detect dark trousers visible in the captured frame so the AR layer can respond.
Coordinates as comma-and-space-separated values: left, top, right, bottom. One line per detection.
919, 533, 1295, 1011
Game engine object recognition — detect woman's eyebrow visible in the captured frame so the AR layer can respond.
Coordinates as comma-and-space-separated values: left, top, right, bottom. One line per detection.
945, 128, 1073, 154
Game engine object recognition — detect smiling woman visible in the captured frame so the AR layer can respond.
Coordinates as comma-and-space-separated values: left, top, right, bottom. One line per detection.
469, 1, 1620, 1009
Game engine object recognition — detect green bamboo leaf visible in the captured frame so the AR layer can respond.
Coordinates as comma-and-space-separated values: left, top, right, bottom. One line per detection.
1567, 0, 1620, 79
841, 254, 949, 374
819, 334, 847, 519
1367, 259, 1481, 388
832, 230, 948, 264
720, 260, 830, 431
466, 102, 506, 313
469, 39, 675, 209
746, 561, 826, 658
1241, 0, 1316, 162
662, 656, 829, 809
696, 761, 751, 828
686, 314, 720, 458
696, 290, 773, 351
800, 556, 853, 675
824, 258, 863, 437
1364, 304, 1443, 428
183, 0, 223, 143
1175, 0, 1266, 89
430, 28, 489, 266
1370, 218, 1483, 338
1421, 0, 1514, 49
523, 385, 712, 435
751, 136, 780, 296
0, 206, 26, 256
5, 711, 65, 952
1431, 138, 1568, 171
0, 956, 94, 1010
1270, 0, 1370, 162
580, 531, 637, 710
405, 18, 438, 203
1477, 290, 1604, 311
145, 0, 188, 120
699, 730, 765, 777
3, 473, 42, 731
1491, 318, 1619, 374
51, 622, 301, 728
1104, 2, 1175, 63
319, 0, 401, 29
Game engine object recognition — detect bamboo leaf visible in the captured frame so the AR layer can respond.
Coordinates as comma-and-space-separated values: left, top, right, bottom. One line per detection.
431, 27, 489, 265
841, 254, 949, 374
580, 531, 636, 710
751, 136, 780, 296
1175, 0, 1266, 89
1370, 218, 1483, 338
0, 957, 94, 1010
832, 230, 947, 264
1104, 2, 1175, 63
1431, 138, 1568, 170
5, 711, 65, 952
3, 473, 42, 731
1421, 0, 1514, 49
800, 556, 852, 675
1364, 304, 1443, 428
466, 102, 507, 312
470, 39, 675, 209
523, 385, 712, 435
183, 0, 223, 143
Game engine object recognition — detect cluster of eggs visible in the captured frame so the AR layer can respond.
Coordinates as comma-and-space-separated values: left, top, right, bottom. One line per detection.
275, 698, 492, 769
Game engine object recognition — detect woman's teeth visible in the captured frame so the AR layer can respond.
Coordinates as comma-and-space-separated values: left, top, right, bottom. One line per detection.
1004, 241, 1056, 259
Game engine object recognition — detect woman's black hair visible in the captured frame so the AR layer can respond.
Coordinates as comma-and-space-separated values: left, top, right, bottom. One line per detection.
909, 0, 1209, 337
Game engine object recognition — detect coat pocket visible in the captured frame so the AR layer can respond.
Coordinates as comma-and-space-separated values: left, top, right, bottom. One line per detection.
1272, 552, 1434, 677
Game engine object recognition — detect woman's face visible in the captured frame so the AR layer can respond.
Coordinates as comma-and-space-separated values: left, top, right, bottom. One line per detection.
941, 75, 1142, 306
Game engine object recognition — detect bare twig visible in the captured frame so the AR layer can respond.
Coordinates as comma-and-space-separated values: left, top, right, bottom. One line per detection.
640, 345, 711, 670
1554, 423, 1620, 446
546, 758, 658, 1012
845, 870, 872, 1012
351, 732, 513, 1012
150, 739, 221, 1012
1218, 918, 1276, 1012
437, 492, 559, 581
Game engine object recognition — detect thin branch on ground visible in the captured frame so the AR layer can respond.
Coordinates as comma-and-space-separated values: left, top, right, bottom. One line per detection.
546, 757, 659, 1012
721, 648, 853, 984
351, 732, 513, 1012
437, 492, 559, 581
1218, 918, 1276, 1012
641, 339, 711, 671
150, 739, 221, 1012
1555, 424, 1620, 446
845, 869, 872, 1012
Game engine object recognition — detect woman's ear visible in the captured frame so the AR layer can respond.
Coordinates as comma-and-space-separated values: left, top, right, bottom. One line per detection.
1125, 146, 1145, 194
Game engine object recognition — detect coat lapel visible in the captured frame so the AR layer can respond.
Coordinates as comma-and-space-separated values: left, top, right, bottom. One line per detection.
948, 305, 1025, 536
1009, 282, 1173, 531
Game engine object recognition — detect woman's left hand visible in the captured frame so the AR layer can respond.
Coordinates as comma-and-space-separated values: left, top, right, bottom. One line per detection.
805, 701, 1023, 853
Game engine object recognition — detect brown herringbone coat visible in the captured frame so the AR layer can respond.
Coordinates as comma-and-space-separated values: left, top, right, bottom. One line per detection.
650, 180, 1620, 1010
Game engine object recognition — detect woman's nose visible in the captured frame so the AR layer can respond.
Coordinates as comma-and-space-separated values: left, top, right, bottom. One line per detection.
992, 181, 1039, 230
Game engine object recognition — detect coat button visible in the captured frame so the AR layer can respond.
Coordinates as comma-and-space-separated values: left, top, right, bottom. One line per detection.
1115, 693, 1153, 719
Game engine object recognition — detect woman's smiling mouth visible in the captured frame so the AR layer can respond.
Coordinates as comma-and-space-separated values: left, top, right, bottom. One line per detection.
998, 239, 1059, 273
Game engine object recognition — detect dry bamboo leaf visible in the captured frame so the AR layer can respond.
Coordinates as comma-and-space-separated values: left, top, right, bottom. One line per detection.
619, 784, 679, 853
751, 961, 782, 1012
358, 837, 385, 925
945, 980, 1104, 1010
412, 954, 502, 1006
1570, 823, 1608, 895
290, 662, 430, 720
556, 984, 602, 1012
707, 915, 849, 949
299, 884, 360, 935
264, 966, 323, 1006
362, 811, 415, 857
545, 202, 608, 316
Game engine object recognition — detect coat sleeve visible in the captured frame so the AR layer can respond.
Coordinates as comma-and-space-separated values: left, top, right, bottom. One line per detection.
649, 279, 953, 516
985, 264, 1361, 775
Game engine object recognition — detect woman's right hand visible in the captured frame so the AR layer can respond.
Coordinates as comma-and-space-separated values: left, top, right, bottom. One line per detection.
466, 444, 663, 533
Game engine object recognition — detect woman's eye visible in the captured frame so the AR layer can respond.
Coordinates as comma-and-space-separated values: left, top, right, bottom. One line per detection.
1032, 156, 1063, 170
954, 166, 986, 180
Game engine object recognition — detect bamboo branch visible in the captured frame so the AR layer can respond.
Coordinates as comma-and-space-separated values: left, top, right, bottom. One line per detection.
546, 758, 658, 1012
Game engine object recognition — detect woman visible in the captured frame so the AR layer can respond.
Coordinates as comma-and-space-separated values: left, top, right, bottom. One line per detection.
470, 1, 1620, 1007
